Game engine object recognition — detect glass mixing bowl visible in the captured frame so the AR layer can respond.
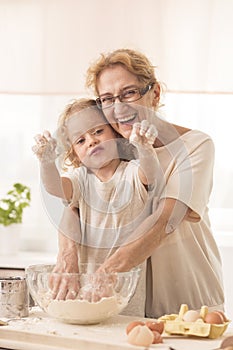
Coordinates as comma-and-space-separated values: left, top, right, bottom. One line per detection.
26, 263, 140, 324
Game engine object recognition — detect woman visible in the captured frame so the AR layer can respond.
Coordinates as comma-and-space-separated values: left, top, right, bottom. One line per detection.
51, 49, 225, 318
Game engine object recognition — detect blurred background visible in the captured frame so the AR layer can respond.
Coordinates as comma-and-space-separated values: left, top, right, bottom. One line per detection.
0, 0, 232, 251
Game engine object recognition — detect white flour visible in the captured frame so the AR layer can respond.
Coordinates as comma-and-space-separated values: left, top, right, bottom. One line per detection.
47, 296, 127, 324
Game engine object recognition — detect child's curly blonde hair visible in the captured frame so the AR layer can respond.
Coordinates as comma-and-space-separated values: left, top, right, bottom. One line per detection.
57, 97, 136, 170
57, 98, 105, 169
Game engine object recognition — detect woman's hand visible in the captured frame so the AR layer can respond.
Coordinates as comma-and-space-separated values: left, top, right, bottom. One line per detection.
49, 246, 80, 300
32, 130, 57, 163
78, 273, 116, 302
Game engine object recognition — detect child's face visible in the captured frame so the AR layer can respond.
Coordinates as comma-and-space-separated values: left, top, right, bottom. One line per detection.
66, 108, 119, 169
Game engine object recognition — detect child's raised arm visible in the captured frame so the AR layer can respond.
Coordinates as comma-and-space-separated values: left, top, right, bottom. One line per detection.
129, 120, 160, 186
32, 130, 73, 201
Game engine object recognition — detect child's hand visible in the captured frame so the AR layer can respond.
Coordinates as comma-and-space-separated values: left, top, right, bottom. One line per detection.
32, 130, 57, 163
129, 120, 158, 149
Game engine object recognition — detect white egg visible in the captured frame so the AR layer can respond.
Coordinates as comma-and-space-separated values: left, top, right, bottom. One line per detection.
183, 310, 200, 322
127, 325, 154, 346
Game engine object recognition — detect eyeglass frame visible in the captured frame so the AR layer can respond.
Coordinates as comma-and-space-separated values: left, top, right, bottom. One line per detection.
96, 83, 154, 109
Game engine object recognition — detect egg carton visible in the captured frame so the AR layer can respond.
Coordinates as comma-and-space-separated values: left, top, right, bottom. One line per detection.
158, 304, 230, 339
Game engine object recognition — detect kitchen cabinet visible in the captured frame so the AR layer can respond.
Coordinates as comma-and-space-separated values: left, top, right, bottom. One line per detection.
0, 252, 56, 310
0, 268, 25, 278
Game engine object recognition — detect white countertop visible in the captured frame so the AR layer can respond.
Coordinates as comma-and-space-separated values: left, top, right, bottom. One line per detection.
0, 308, 232, 350
0, 251, 56, 269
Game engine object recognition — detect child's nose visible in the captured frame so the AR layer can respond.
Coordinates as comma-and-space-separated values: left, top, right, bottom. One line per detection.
87, 134, 98, 147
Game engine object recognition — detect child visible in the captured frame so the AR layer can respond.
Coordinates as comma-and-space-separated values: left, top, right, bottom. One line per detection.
33, 98, 159, 315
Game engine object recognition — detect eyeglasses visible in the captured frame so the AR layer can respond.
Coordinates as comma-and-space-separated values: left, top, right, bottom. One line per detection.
96, 83, 154, 109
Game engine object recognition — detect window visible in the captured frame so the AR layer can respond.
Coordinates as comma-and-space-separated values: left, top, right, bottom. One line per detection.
163, 92, 233, 245
1, 92, 232, 251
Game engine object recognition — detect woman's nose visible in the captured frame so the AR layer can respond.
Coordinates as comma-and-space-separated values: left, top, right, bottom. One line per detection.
113, 100, 127, 113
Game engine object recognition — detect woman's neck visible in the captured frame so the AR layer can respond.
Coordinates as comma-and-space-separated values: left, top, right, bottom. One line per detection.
153, 117, 191, 148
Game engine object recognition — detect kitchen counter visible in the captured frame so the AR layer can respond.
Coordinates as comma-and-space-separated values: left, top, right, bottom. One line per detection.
0, 308, 232, 350
0, 251, 56, 269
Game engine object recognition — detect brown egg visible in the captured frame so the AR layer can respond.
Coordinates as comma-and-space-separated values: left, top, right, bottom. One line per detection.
215, 310, 228, 322
127, 325, 154, 347
145, 320, 164, 334
126, 320, 145, 335
204, 311, 224, 324
222, 347, 233, 350
151, 330, 163, 344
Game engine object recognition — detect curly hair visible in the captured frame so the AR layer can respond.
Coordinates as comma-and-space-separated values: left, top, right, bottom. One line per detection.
86, 49, 161, 104
57, 98, 104, 169
56, 98, 133, 170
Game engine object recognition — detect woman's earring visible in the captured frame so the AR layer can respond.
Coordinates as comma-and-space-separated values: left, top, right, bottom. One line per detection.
152, 83, 161, 108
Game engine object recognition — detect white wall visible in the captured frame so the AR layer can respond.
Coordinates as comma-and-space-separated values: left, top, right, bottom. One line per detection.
218, 245, 233, 320
1, 0, 233, 94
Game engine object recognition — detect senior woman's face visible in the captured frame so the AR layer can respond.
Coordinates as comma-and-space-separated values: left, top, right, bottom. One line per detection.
97, 64, 154, 139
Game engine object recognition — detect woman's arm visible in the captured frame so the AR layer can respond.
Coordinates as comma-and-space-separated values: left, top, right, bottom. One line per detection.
55, 229, 79, 273
98, 198, 190, 273
50, 206, 81, 300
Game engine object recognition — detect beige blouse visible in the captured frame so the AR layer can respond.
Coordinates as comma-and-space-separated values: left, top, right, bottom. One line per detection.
145, 130, 224, 318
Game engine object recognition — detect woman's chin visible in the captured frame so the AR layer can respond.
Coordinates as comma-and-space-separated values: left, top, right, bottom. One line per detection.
117, 124, 133, 139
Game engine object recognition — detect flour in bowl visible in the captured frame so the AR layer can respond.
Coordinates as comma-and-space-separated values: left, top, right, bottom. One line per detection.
47, 295, 127, 324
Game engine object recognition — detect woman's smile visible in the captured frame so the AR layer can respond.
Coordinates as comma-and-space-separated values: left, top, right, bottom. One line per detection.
116, 112, 138, 124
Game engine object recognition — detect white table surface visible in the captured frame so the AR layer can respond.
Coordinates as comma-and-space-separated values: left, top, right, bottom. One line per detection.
0, 308, 232, 350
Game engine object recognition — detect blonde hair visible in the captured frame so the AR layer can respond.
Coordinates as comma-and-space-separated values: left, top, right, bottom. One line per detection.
57, 98, 105, 169
86, 49, 162, 108
58, 98, 97, 128
57, 97, 136, 170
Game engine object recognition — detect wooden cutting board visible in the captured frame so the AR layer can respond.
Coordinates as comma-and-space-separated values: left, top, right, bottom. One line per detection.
0, 307, 230, 350
0, 308, 152, 350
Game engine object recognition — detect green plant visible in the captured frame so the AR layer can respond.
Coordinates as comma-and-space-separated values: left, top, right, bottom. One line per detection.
0, 183, 31, 226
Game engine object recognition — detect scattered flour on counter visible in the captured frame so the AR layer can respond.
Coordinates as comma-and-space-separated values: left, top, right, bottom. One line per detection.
6, 316, 60, 335
47, 296, 127, 324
